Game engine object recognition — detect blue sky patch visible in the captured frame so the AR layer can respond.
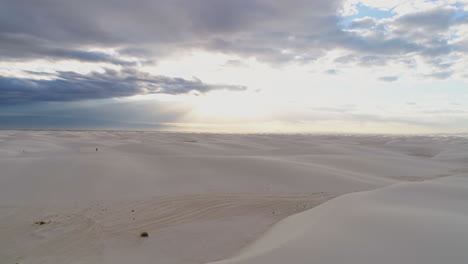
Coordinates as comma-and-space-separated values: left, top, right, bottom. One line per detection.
339, 3, 396, 28
453, 3, 468, 22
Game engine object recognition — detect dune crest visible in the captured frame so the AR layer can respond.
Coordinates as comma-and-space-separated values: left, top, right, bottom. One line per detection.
210, 174, 468, 264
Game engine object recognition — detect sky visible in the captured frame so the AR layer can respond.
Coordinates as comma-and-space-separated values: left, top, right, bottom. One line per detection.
1, 0, 468, 133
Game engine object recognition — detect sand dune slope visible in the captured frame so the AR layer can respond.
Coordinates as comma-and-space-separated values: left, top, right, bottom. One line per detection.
211, 174, 468, 264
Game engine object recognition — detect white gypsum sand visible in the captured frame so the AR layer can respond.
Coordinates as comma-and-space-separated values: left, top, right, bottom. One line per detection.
0, 130, 467, 264
209, 174, 468, 264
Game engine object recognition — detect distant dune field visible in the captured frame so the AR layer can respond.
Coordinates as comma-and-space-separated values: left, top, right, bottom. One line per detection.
1, 131, 467, 264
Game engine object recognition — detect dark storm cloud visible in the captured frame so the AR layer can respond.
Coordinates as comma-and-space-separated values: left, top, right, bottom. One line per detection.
0, 0, 342, 63
2, 0, 465, 65
43, 49, 135, 66
0, 33, 134, 65
0, 69, 246, 103
0, 0, 466, 81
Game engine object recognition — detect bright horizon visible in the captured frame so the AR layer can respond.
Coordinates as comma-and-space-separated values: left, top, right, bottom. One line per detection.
1, 0, 468, 134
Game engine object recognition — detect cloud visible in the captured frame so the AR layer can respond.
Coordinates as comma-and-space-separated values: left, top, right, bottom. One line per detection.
325, 69, 340, 75
395, 7, 458, 31
0, 68, 246, 103
223, 59, 249, 68
1, 0, 467, 86
45, 49, 135, 66
2, 0, 468, 133
425, 71, 453, 80
0, 33, 135, 65
349, 17, 377, 29
1, 0, 467, 70
0, 0, 342, 64
379, 76, 398, 82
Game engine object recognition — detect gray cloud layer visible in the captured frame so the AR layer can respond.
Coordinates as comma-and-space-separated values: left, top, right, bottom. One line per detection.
0, 0, 341, 105
1, 0, 467, 106
0, 69, 246, 103
2, 0, 466, 65
0, 0, 342, 64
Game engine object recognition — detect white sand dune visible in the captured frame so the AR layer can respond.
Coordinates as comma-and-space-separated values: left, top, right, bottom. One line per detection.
0, 131, 467, 264
210, 174, 468, 264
